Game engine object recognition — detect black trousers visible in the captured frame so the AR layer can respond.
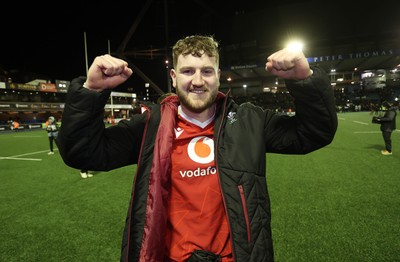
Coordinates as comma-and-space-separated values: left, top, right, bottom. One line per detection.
382, 131, 392, 152
48, 136, 55, 152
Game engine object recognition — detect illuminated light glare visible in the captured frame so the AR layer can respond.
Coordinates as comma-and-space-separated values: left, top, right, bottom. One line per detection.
286, 41, 304, 52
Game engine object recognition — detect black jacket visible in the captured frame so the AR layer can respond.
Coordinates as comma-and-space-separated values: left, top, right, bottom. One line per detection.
56, 66, 337, 262
377, 107, 397, 132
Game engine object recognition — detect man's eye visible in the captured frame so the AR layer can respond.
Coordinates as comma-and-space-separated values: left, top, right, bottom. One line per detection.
203, 69, 214, 75
182, 70, 193, 74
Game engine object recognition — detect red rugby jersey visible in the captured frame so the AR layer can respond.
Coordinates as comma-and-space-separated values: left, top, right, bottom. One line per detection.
165, 110, 232, 261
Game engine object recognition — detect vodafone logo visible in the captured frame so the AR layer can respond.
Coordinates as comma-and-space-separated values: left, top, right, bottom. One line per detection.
187, 136, 214, 164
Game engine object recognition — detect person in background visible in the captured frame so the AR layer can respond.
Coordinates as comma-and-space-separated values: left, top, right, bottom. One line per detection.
375, 101, 397, 155
46, 116, 58, 155
56, 35, 338, 261
12, 119, 20, 131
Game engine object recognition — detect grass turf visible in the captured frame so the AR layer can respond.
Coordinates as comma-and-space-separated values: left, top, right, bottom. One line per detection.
0, 111, 399, 261
268, 111, 400, 261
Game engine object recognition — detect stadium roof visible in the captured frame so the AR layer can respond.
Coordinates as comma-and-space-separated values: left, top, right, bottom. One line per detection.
110, 0, 400, 93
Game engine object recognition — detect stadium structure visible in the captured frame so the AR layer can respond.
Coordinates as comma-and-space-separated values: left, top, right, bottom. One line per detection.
0, 0, 399, 131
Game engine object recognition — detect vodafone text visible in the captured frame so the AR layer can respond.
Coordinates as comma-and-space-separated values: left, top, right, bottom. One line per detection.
179, 166, 217, 178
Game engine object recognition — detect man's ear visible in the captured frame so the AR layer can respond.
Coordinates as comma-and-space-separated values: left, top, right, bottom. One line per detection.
170, 69, 177, 87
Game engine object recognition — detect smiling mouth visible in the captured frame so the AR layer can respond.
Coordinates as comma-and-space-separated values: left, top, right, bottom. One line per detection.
190, 89, 206, 94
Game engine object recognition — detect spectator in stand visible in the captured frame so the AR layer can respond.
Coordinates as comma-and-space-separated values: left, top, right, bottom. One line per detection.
45, 116, 58, 155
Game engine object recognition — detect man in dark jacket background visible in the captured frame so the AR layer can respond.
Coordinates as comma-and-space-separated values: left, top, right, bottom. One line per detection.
375, 101, 397, 155
56, 35, 338, 261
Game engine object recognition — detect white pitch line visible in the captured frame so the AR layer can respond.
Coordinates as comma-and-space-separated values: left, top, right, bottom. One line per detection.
353, 121, 368, 125
0, 149, 58, 161
0, 157, 42, 161
13, 136, 42, 138
7, 149, 57, 158
354, 131, 381, 134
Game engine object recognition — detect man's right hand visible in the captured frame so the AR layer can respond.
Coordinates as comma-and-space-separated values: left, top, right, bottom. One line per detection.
84, 54, 133, 92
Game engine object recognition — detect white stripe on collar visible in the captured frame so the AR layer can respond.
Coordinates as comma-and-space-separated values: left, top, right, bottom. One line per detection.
178, 105, 215, 128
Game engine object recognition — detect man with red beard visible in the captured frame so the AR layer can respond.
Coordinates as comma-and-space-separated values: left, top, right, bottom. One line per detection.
57, 35, 337, 261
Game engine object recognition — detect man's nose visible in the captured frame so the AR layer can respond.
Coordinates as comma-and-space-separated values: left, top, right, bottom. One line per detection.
192, 71, 204, 86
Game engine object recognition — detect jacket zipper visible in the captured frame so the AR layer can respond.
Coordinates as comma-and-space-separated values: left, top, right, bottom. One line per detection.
215, 94, 239, 261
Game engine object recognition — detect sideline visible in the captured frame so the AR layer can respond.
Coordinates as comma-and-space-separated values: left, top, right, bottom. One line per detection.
354, 131, 381, 134
0, 149, 58, 161
353, 120, 369, 125
0, 157, 42, 161
354, 130, 400, 134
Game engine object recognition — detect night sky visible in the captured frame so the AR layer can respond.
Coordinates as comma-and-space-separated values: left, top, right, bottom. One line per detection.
1, 1, 399, 93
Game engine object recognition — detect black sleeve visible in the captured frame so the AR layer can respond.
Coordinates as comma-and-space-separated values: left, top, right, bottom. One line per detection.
378, 110, 396, 122
264, 66, 338, 154
56, 77, 143, 171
